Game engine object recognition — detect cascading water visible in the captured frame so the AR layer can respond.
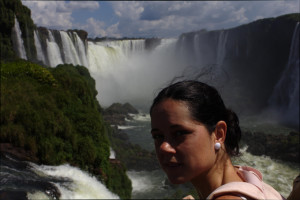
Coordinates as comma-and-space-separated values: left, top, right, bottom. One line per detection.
74, 33, 89, 67
11, 17, 27, 59
30, 163, 119, 199
86, 38, 182, 108
193, 34, 201, 64
87, 41, 126, 72
216, 30, 228, 71
109, 147, 116, 159
60, 31, 82, 65
46, 30, 63, 67
34, 30, 46, 63
0, 154, 119, 199
268, 22, 299, 128
97, 39, 145, 57
5, 17, 300, 199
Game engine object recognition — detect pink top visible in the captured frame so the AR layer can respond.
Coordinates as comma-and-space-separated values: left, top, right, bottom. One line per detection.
207, 166, 285, 200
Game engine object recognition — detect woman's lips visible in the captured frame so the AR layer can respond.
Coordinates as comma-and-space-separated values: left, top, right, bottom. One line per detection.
164, 162, 182, 168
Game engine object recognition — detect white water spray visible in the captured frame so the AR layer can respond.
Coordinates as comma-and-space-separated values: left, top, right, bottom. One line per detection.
12, 17, 27, 59
216, 30, 228, 68
30, 163, 119, 199
34, 30, 46, 63
60, 31, 82, 65
267, 22, 299, 127
193, 34, 201, 64
109, 147, 116, 159
74, 32, 89, 67
86, 38, 182, 108
46, 30, 63, 67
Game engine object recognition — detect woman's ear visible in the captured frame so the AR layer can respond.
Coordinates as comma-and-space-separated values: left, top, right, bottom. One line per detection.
214, 121, 227, 143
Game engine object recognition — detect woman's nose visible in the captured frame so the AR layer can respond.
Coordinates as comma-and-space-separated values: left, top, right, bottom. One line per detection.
159, 141, 176, 154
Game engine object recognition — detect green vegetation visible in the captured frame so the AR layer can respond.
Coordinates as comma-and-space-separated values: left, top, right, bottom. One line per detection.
0, 0, 36, 61
0, 60, 132, 199
108, 126, 160, 171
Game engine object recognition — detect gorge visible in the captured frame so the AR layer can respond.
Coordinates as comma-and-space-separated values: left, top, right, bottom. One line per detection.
1, 0, 299, 199
10, 11, 299, 129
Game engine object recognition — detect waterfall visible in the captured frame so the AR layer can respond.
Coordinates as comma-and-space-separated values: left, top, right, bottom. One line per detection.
34, 29, 89, 67
28, 31, 184, 108
216, 30, 228, 72
74, 32, 89, 67
34, 30, 46, 63
30, 163, 119, 199
98, 39, 145, 56
11, 17, 27, 59
194, 34, 201, 64
131, 40, 145, 53
1, 154, 119, 199
22, 21, 299, 118
109, 147, 116, 159
152, 38, 177, 53
86, 38, 182, 107
179, 36, 187, 58
60, 31, 81, 65
46, 30, 64, 67
268, 22, 299, 127
87, 41, 126, 73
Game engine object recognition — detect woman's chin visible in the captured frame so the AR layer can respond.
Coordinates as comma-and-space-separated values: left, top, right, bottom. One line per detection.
167, 176, 188, 185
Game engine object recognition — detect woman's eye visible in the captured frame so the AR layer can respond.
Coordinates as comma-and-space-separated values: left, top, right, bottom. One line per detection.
174, 130, 189, 136
152, 134, 164, 140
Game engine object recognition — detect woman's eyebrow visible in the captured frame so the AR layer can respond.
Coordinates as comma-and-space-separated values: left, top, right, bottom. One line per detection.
170, 124, 184, 129
151, 128, 159, 133
151, 124, 185, 132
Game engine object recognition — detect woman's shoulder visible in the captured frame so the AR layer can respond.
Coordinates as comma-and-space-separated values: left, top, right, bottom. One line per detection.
208, 166, 284, 200
214, 194, 246, 200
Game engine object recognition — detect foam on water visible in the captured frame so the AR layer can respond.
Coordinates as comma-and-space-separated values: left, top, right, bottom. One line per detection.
129, 113, 151, 122
232, 147, 299, 198
12, 17, 27, 59
27, 191, 49, 199
125, 117, 299, 198
127, 170, 171, 198
30, 163, 119, 199
110, 147, 116, 159
118, 125, 139, 130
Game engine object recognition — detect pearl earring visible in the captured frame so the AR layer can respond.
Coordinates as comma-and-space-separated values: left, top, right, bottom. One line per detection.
214, 142, 221, 150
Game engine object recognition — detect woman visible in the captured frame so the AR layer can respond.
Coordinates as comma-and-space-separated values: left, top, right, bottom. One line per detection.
150, 80, 284, 199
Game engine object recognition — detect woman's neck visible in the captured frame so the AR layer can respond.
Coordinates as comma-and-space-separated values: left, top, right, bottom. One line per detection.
191, 156, 243, 198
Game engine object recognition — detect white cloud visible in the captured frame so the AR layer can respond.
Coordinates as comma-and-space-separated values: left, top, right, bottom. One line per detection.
22, 0, 299, 38
21, 1, 71, 29
22, 1, 99, 30
110, 1, 299, 37
112, 1, 144, 19
75, 18, 121, 38
85, 18, 107, 37
66, 1, 99, 11
105, 23, 121, 38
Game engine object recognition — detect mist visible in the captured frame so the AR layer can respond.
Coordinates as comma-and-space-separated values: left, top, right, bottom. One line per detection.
29, 17, 299, 129
87, 39, 186, 110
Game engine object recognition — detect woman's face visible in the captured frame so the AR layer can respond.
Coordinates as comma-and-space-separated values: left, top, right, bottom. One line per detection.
150, 98, 217, 184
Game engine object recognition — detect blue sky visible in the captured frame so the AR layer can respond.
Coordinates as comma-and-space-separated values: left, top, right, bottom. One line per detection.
22, 1, 299, 38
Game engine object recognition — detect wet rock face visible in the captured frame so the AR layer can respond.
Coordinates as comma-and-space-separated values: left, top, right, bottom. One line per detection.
0, 143, 39, 163
241, 131, 299, 163
0, 153, 62, 200
103, 102, 139, 125
104, 102, 139, 115
145, 38, 161, 51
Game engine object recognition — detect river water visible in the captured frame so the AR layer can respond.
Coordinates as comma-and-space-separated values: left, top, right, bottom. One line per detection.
1, 113, 298, 199
123, 113, 299, 199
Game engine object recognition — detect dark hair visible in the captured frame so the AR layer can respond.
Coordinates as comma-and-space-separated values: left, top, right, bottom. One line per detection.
150, 80, 241, 156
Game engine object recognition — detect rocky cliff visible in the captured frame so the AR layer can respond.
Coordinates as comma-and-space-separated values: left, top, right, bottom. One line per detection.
177, 14, 299, 116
